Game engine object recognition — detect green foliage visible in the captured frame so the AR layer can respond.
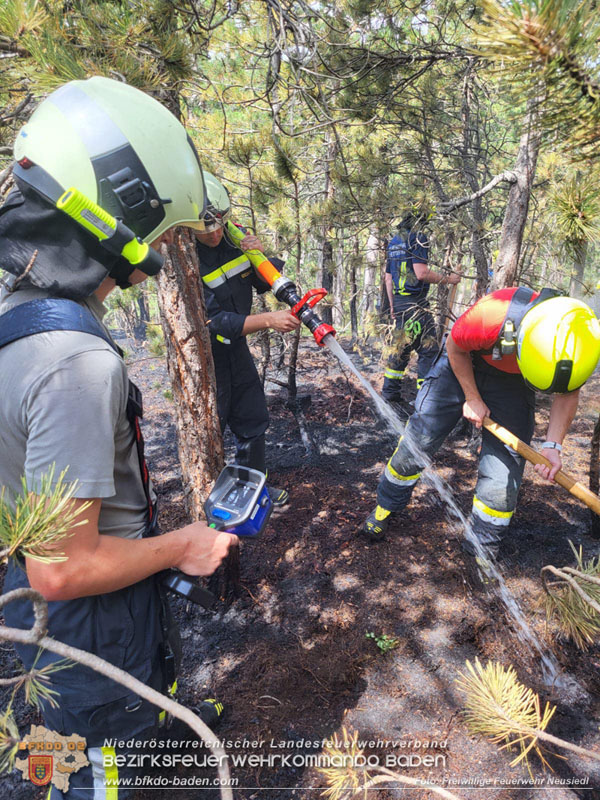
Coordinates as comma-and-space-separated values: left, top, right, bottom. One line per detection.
472, 0, 600, 157
549, 172, 600, 251
365, 631, 399, 654
163, 388, 173, 401
0, 465, 91, 563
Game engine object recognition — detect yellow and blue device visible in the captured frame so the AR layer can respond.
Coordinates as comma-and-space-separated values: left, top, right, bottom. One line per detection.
205, 465, 273, 537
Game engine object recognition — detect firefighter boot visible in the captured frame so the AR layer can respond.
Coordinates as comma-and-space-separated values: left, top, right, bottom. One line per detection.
361, 505, 392, 541
268, 486, 289, 507
196, 697, 225, 727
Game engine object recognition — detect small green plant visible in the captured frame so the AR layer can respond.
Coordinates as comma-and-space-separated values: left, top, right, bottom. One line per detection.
365, 631, 399, 654
163, 389, 173, 402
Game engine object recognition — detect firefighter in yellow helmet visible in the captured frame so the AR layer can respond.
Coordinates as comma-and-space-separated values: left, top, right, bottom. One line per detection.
0, 77, 237, 798
362, 286, 600, 569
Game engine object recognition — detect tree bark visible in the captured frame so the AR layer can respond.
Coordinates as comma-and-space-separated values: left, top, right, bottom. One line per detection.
491, 102, 542, 290
363, 229, 380, 319
134, 288, 150, 342
350, 236, 359, 344
155, 230, 223, 518
569, 239, 588, 299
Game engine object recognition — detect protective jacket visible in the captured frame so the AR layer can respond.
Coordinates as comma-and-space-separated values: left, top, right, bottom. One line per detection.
386, 230, 430, 300
196, 236, 281, 472
196, 235, 270, 343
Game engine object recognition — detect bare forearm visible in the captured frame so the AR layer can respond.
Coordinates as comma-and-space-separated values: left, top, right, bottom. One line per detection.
419, 268, 452, 284
27, 529, 187, 601
547, 390, 580, 444
385, 274, 394, 311
446, 337, 479, 400
241, 310, 300, 335
241, 312, 274, 335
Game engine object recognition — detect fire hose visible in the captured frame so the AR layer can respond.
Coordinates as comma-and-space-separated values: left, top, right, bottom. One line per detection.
225, 221, 336, 347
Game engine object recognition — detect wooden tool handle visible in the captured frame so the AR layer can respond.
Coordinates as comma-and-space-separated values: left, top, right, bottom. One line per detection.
482, 416, 600, 515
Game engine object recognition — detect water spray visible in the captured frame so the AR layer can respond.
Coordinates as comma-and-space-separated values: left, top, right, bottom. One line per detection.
226, 221, 336, 347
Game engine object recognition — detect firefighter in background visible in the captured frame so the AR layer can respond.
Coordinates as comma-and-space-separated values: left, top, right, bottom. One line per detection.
194, 172, 300, 505
363, 287, 600, 557
382, 213, 460, 403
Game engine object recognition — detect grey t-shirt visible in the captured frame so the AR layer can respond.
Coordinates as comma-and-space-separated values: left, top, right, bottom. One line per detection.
0, 287, 150, 540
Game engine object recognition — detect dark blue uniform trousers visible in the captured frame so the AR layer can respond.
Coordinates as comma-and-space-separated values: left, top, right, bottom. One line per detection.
213, 337, 270, 473
377, 351, 535, 550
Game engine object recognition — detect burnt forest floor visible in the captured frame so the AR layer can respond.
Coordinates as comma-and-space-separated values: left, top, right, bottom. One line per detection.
3, 331, 600, 800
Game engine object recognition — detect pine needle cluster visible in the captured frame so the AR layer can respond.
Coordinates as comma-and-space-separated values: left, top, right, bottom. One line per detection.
543, 544, 600, 649
0, 705, 20, 775
549, 173, 600, 250
456, 659, 556, 771
0, 465, 90, 563
319, 727, 371, 800
472, 0, 600, 157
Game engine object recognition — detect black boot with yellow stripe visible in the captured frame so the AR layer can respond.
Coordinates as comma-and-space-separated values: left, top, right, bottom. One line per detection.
361, 505, 393, 541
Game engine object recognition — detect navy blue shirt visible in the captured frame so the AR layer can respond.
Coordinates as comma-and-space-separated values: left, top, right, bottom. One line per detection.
386, 231, 430, 300
196, 237, 273, 342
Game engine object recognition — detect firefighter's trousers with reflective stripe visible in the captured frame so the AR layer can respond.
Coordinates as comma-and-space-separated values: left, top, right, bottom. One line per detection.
382, 297, 438, 399
377, 352, 535, 549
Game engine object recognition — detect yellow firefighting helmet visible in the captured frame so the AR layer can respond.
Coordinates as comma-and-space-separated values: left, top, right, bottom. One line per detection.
517, 297, 600, 392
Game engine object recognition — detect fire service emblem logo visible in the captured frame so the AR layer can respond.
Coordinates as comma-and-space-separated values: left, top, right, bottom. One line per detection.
28, 754, 53, 786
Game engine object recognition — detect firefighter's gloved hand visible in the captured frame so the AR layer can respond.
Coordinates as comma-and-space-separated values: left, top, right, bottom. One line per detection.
268, 310, 301, 333
535, 448, 562, 482
174, 523, 238, 577
240, 234, 265, 253
462, 397, 490, 429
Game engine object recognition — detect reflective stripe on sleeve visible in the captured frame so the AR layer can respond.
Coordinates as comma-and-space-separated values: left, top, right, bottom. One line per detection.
201, 255, 250, 288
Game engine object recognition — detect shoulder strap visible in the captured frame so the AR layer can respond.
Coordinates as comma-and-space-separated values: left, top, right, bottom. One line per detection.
0, 298, 120, 354
0, 297, 157, 530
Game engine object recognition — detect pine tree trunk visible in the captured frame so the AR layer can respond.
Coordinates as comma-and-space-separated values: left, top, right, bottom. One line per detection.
155, 229, 223, 518
350, 237, 359, 344
491, 102, 541, 290
363, 229, 380, 319
569, 239, 588, 298
134, 288, 149, 342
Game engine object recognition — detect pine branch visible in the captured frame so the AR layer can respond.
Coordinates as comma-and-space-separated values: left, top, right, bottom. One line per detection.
0, 588, 234, 799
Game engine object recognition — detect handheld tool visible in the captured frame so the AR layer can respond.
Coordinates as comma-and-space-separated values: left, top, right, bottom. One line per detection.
226, 221, 336, 347
482, 416, 600, 515
163, 465, 273, 606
